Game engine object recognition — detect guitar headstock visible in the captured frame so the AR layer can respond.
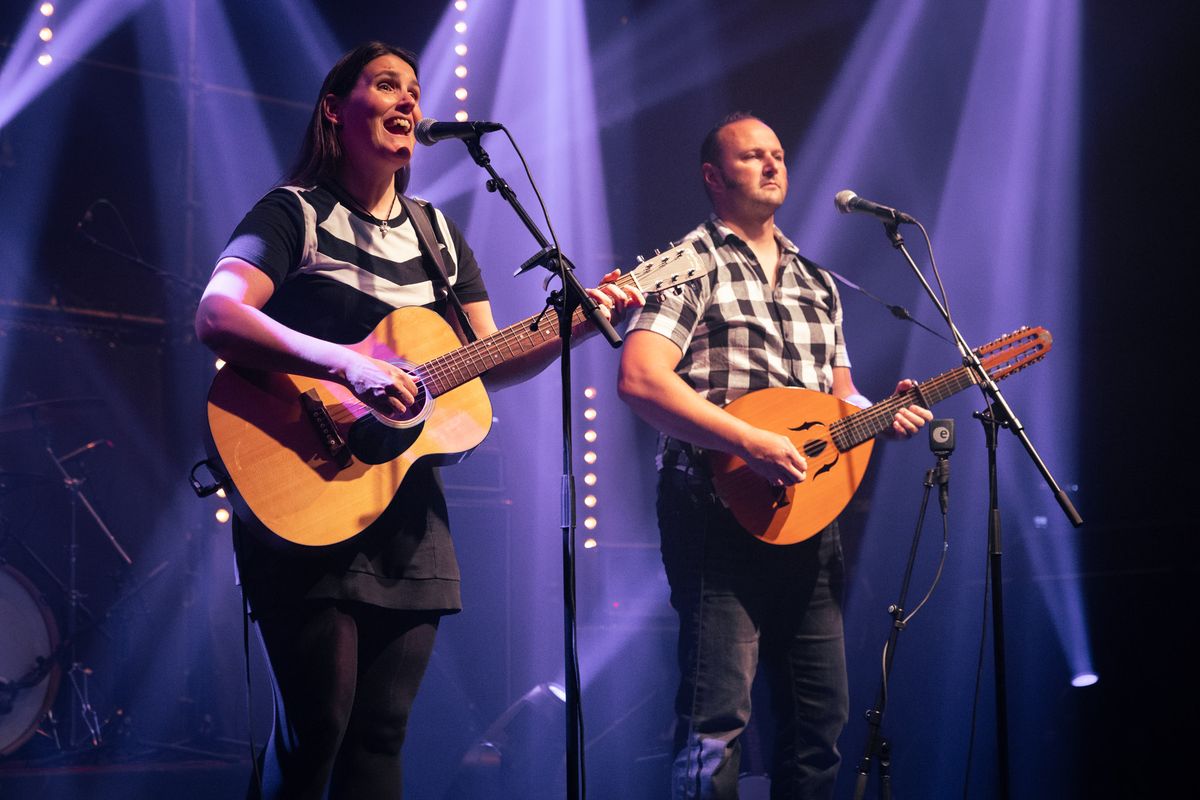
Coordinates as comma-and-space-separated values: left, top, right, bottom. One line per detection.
977, 326, 1053, 382
621, 242, 710, 295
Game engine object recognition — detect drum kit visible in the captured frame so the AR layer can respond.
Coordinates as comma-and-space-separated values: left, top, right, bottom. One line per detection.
0, 396, 132, 759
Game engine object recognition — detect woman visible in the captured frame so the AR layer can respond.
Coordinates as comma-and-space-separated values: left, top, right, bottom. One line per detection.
196, 42, 637, 799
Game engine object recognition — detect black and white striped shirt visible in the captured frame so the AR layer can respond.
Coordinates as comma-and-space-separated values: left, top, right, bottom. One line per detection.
217, 182, 489, 616
627, 214, 851, 473
220, 183, 488, 344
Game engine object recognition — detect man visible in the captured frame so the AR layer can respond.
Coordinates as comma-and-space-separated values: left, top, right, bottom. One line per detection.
617, 112, 931, 799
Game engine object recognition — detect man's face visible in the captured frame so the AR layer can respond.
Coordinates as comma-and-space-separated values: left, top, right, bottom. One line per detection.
706, 118, 788, 212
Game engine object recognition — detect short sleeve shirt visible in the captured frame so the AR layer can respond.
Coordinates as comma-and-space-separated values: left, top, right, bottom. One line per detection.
218, 183, 488, 618
626, 215, 851, 474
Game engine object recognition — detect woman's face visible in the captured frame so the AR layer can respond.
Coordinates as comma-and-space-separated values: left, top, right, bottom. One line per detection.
324, 54, 422, 175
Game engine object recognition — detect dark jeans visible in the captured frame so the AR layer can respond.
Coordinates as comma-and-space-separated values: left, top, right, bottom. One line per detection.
657, 470, 849, 800
251, 601, 439, 800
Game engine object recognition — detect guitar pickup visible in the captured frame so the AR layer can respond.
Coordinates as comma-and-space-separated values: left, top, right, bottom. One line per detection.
299, 389, 353, 468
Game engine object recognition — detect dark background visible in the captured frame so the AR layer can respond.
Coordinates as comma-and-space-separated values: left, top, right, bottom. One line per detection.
1, 1, 1195, 798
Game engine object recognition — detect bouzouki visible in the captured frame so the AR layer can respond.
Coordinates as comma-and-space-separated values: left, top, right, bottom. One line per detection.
207, 243, 707, 547
708, 326, 1052, 545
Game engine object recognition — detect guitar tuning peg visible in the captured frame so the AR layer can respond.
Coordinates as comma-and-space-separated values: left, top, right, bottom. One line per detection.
673, 286, 683, 295
654, 248, 661, 255
636, 255, 645, 263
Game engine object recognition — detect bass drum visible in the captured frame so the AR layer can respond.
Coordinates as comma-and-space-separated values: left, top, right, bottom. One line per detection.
0, 564, 61, 756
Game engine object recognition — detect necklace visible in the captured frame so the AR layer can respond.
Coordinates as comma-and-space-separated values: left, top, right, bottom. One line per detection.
376, 190, 398, 237
339, 184, 398, 237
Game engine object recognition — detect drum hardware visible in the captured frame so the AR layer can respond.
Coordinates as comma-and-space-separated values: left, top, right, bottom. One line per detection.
0, 397, 99, 436
0, 562, 62, 757
42, 433, 132, 751
2, 399, 241, 765
0, 396, 133, 758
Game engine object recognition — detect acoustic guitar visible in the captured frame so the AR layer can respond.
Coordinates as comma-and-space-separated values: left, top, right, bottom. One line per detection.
207, 243, 707, 547
708, 326, 1051, 545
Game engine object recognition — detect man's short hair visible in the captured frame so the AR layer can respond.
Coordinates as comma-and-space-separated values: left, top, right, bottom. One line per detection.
700, 111, 761, 166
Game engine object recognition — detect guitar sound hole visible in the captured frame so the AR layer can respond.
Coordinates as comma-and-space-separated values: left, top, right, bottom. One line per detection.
385, 385, 428, 425
804, 439, 828, 458
347, 416, 424, 465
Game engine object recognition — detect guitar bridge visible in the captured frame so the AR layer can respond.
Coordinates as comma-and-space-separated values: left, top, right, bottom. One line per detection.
299, 389, 352, 468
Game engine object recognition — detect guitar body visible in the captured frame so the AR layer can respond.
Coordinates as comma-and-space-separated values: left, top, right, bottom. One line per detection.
708, 326, 1052, 545
202, 243, 728, 547
207, 305, 492, 547
709, 388, 874, 546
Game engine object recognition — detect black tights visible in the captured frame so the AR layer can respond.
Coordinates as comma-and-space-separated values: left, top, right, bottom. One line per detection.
251, 602, 439, 799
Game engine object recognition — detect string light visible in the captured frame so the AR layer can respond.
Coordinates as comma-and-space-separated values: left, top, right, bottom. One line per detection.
37, 2, 55, 66
451, 2, 470, 121
581, 387, 600, 539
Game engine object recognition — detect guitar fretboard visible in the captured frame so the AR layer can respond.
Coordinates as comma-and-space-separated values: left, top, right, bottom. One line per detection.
415, 272, 639, 398
830, 365, 979, 452
828, 326, 1050, 452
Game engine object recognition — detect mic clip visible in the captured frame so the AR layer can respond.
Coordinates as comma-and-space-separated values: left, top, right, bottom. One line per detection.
513, 246, 570, 278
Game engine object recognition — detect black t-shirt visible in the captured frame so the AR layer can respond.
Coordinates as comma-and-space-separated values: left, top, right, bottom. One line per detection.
218, 183, 489, 618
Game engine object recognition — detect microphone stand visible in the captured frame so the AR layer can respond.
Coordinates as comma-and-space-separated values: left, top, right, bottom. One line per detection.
876, 219, 1083, 799
460, 132, 621, 800
853, 427, 953, 800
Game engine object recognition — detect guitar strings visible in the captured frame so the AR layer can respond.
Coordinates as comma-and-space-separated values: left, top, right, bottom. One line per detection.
371, 267, 663, 404
828, 338, 1044, 447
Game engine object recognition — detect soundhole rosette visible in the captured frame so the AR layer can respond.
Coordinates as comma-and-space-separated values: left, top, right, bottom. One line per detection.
368, 359, 435, 429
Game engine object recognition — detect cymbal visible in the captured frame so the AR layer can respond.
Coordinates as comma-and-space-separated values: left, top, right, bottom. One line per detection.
0, 397, 100, 435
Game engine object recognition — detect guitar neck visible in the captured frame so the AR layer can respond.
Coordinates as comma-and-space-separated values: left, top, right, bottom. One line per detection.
830, 363, 980, 451
417, 273, 637, 397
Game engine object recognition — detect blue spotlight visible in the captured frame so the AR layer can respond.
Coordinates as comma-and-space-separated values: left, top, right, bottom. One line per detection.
1071, 672, 1099, 688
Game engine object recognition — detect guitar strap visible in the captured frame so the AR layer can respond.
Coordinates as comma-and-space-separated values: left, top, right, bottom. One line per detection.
398, 193, 478, 344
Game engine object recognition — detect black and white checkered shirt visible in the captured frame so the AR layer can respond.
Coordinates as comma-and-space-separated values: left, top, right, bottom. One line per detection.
627, 214, 851, 474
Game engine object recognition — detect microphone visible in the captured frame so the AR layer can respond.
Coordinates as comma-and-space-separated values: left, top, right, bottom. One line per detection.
929, 418, 955, 515
834, 190, 916, 225
414, 118, 503, 146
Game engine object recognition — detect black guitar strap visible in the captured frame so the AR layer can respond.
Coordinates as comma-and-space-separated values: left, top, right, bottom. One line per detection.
398, 193, 478, 344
